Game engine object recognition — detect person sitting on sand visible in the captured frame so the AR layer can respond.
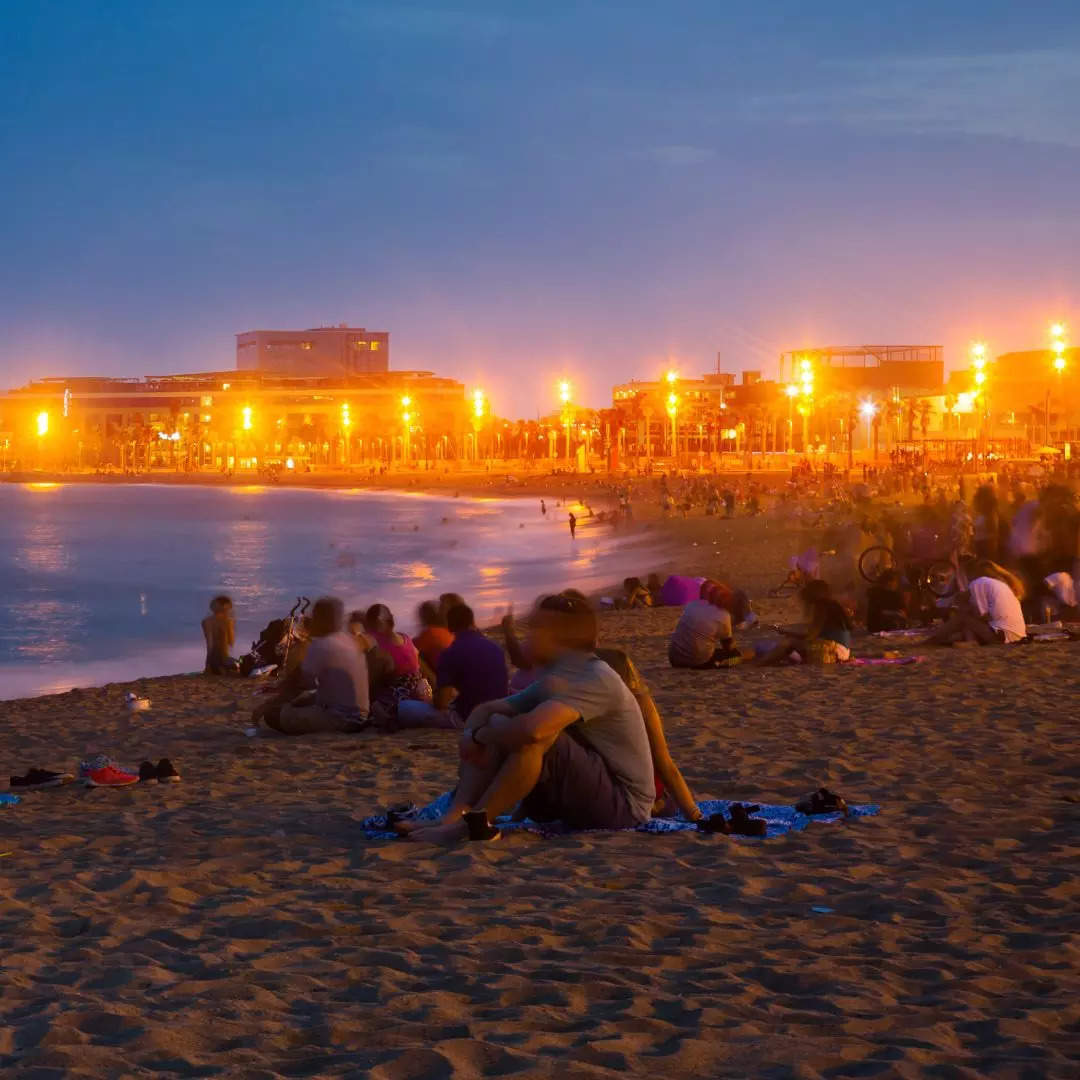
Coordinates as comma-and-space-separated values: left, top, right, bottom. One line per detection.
434, 604, 509, 725
496, 591, 702, 822
646, 572, 665, 606
866, 568, 909, 634
404, 593, 657, 843
202, 595, 238, 675
365, 604, 432, 714
619, 576, 653, 610
755, 580, 854, 665
668, 581, 745, 669
924, 561, 1026, 646
264, 596, 370, 734
399, 603, 510, 731
414, 600, 454, 671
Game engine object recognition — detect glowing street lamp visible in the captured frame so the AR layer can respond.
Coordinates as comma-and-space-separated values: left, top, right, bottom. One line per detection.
241, 406, 253, 431
1051, 322, 1067, 373
36, 411, 49, 437
1050, 322, 1069, 443
471, 389, 486, 462
400, 395, 413, 462
783, 383, 798, 452
557, 381, 572, 464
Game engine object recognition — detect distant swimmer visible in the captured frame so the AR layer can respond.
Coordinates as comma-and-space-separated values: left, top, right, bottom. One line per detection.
568, 512, 577, 539
541, 499, 547, 516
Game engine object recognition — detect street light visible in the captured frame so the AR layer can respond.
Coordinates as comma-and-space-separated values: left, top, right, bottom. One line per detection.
241, 406, 252, 431
472, 389, 486, 463
666, 390, 679, 461
1051, 322, 1068, 444
558, 381, 572, 464
36, 411, 49, 437
399, 395, 414, 463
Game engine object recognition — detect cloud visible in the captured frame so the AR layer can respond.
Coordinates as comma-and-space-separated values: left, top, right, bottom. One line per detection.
748, 48, 1080, 149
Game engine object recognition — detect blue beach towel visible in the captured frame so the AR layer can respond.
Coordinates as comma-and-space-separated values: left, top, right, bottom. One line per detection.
360, 792, 878, 840
0, 793, 20, 807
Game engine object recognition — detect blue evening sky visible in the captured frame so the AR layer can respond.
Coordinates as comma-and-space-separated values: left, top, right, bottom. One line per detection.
2, 1, 1078, 414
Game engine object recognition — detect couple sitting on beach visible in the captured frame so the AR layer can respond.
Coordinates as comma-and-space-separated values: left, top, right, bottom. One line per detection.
403, 592, 703, 844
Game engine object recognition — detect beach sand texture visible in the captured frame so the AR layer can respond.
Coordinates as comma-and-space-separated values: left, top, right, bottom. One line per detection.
2, 515, 1079, 1078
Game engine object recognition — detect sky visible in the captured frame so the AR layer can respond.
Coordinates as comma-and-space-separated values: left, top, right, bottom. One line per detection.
2, 0, 1079, 416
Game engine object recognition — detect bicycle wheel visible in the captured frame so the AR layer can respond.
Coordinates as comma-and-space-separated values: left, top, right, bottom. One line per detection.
926, 561, 957, 598
858, 545, 896, 585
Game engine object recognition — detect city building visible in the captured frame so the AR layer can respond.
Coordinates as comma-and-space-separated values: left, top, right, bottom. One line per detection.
236, 325, 389, 377
0, 324, 472, 472
611, 345, 947, 463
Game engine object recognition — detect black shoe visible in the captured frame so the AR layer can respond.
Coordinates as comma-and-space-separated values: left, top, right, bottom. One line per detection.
138, 761, 157, 783
697, 812, 731, 835
156, 759, 181, 784
463, 809, 500, 842
727, 803, 767, 836
10, 768, 75, 790
796, 788, 848, 816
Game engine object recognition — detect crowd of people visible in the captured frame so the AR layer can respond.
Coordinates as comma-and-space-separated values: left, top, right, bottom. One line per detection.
194, 467, 1079, 842
201, 582, 709, 844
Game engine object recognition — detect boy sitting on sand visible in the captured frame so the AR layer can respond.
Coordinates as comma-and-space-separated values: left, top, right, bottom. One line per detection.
924, 561, 1026, 646
202, 595, 238, 675
404, 593, 657, 844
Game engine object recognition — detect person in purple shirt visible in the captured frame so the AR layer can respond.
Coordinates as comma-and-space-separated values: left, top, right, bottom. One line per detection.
435, 604, 509, 724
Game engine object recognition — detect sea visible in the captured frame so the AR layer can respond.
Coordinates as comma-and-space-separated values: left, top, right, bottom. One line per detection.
0, 482, 654, 700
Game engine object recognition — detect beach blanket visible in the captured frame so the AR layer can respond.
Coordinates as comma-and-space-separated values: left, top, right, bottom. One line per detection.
360, 792, 878, 840
0, 793, 20, 807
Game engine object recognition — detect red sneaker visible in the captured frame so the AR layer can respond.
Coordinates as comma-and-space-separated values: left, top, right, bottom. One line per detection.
85, 764, 139, 787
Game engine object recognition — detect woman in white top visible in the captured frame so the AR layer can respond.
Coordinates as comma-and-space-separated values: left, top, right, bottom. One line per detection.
926, 561, 1026, 645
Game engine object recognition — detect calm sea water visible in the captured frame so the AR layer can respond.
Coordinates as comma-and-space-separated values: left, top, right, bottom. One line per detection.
0, 483, 651, 700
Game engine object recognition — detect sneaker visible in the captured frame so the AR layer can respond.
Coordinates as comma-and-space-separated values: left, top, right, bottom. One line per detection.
10, 768, 75, 790
85, 763, 139, 788
138, 761, 158, 783
78, 754, 114, 781
155, 759, 181, 784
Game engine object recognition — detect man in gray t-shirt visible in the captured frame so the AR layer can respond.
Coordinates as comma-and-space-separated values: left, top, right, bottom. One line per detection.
406, 594, 656, 844
273, 597, 370, 735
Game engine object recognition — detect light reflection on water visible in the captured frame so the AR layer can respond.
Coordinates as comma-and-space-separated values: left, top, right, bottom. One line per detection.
0, 484, 661, 699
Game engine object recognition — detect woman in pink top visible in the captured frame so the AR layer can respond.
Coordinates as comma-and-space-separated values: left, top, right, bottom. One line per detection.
364, 605, 432, 713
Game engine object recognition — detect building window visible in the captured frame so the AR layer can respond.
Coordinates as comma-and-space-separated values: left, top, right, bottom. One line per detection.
370, 341, 380, 351
300, 342, 313, 350
353, 341, 367, 349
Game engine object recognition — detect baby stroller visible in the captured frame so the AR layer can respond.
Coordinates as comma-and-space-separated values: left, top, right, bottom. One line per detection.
238, 596, 309, 676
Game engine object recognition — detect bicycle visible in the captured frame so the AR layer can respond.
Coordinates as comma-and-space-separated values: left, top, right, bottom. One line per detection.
858, 545, 957, 599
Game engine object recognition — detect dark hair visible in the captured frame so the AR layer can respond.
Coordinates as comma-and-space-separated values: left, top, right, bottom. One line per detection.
212, 594, 232, 610
364, 603, 394, 632
347, 609, 366, 627
310, 596, 344, 637
438, 592, 465, 618
446, 604, 475, 634
623, 576, 642, 591
536, 592, 598, 651
417, 600, 444, 628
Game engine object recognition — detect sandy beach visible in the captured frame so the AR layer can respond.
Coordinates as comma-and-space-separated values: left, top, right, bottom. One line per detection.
3, 512, 1079, 1078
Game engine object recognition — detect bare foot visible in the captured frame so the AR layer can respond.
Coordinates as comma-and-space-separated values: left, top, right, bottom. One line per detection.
394, 807, 466, 836
408, 819, 470, 846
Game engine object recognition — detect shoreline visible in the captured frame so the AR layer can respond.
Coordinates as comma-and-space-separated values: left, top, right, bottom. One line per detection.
0, 484, 685, 703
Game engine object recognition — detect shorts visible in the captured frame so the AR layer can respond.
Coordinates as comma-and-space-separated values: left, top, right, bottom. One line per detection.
520, 731, 641, 830
273, 702, 369, 735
